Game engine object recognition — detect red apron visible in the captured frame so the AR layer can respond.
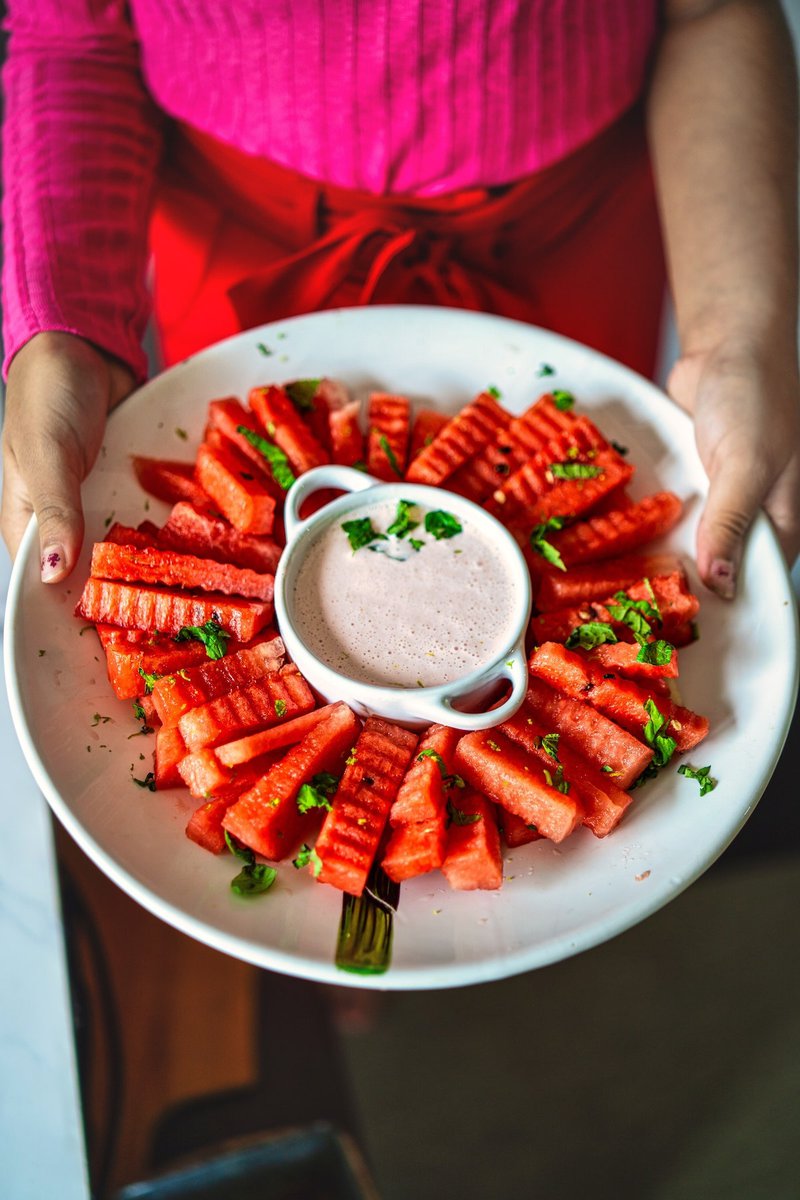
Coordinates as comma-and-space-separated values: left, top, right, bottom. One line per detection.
149, 107, 665, 379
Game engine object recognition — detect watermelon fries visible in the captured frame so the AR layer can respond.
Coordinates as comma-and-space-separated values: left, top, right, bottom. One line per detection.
75, 379, 713, 904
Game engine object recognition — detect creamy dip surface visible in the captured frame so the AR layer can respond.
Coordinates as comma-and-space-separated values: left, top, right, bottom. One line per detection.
290, 497, 521, 688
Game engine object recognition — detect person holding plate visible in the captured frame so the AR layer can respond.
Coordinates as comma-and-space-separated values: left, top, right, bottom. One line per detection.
1, 0, 799, 598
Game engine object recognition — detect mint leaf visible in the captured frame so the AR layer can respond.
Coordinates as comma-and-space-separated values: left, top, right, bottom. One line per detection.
231, 862, 277, 896
543, 765, 570, 794
537, 363, 555, 377
293, 843, 323, 877
636, 640, 674, 667
341, 517, 388, 552
541, 733, 560, 761
417, 747, 464, 790
486, 385, 502, 399
551, 389, 575, 412
137, 667, 164, 695
565, 622, 619, 651
297, 772, 339, 813
447, 800, 481, 826
378, 434, 403, 478
424, 510, 463, 540
175, 619, 230, 661
285, 378, 321, 412
643, 698, 677, 768
677, 762, 717, 796
529, 516, 567, 573
606, 591, 661, 644
236, 425, 296, 490
549, 461, 603, 480
387, 499, 419, 539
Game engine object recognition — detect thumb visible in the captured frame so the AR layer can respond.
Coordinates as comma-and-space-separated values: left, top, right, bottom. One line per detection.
696, 454, 765, 599
2, 437, 86, 582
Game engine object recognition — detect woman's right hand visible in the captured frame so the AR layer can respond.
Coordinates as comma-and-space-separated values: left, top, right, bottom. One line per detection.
1, 332, 135, 579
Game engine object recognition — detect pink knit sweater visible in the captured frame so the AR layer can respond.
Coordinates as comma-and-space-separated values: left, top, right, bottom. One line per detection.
1, 1, 659, 380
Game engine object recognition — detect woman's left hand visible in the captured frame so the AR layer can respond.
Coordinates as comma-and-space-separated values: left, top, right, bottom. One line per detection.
667, 339, 800, 598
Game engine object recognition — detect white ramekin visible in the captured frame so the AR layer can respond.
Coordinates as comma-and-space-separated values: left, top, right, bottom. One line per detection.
273, 465, 532, 730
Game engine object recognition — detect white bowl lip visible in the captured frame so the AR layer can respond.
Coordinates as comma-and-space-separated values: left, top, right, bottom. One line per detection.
273, 473, 533, 718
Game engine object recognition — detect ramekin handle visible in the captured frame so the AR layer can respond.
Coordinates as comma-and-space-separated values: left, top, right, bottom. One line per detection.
282, 465, 380, 542
414, 642, 529, 732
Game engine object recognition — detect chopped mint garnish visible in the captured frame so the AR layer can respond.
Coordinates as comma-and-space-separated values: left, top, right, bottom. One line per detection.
297, 772, 339, 813
529, 516, 567, 572
175, 619, 230, 660
285, 378, 321, 412
447, 800, 481, 826
237, 424, 296, 490
549, 461, 603, 480
643, 699, 677, 768
635, 639, 674, 667
424, 510, 463, 540
378, 434, 403, 478
541, 733, 560, 761
293, 843, 323, 877
551, 389, 574, 412
677, 763, 717, 796
387, 499, 419, 539
341, 516, 388, 552
565, 622, 619, 651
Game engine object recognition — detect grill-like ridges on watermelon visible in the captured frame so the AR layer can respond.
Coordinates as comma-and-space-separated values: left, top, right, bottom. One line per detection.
222, 702, 361, 860
528, 570, 699, 645
447, 394, 591, 503
546, 491, 683, 567
441, 789, 503, 890
89, 541, 275, 602
179, 705, 341, 797
404, 391, 511, 485
314, 717, 419, 895
531, 552, 682, 612
453, 729, 582, 843
528, 642, 709, 752
524, 676, 653, 788
215, 704, 342, 768
366, 393, 410, 480
409, 409, 448, 462
500, 707, 634, 837
150, 636, 285, 727
178, 665, 315, 752
486, 445, 634, 528
159, 502, 283, 574
249, 384, 330, 475
389, 724, 461, 826
195, 441, 277, 536
104, 639, 210, 699
76, 578, 274, 641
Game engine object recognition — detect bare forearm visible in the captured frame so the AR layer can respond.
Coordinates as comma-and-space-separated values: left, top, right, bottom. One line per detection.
647, 0, 799, 359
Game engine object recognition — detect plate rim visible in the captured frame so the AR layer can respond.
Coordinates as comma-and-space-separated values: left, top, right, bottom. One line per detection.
5, 305, 799, 989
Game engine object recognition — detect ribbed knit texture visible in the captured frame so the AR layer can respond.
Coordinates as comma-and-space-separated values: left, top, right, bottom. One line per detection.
2, 0, 658, 379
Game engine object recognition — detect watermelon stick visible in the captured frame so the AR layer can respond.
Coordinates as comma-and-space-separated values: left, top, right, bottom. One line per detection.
335, 865, 400, 976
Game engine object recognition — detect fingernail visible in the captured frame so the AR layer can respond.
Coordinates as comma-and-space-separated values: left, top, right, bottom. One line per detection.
40, 545, 66, 582
710, 557, 736, 600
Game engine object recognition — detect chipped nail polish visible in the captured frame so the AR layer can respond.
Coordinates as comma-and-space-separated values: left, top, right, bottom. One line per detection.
41, 545, 66, 582
710, 557, 736, 600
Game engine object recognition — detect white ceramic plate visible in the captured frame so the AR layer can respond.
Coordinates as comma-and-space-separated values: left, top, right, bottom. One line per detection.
5, 307, 798, 990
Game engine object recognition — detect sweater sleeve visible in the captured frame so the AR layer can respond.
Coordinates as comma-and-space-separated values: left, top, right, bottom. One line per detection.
1, 1, 163, 382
